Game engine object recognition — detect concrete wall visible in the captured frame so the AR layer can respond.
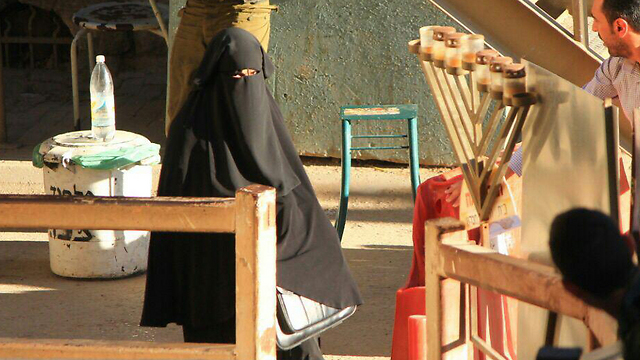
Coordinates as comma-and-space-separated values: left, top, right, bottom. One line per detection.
170, 0, 461, 165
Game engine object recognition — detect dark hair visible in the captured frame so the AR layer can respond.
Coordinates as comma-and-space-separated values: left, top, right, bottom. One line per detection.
602, 0, 640, 32
549, 208, 634, 298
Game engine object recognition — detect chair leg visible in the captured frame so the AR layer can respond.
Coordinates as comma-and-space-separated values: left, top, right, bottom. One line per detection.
71, 28, 87, 131
148, 0, 169, 45
408, 117, 420, 202
335, 119, 352, 241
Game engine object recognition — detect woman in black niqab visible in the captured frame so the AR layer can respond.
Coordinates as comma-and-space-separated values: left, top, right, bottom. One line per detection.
140, 28, 362, 360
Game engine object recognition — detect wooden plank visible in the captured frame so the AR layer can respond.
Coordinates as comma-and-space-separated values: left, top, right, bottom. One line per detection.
460, 163, 483, 217
480, 106, 529, 220
235, 185, 277, 360
425, 220, 444, 360
432, 66, 476, 163
0, 338, 235, 359
430, 220, 617, 352
477, 104, 505, 157
442, 71, 476, 156
0, 195, 235, 233
418, 59, 467, 164
453, 75, 472, 115
425, 219, 468, 360
437, 240, 584, 317
470, 73, 481, 120
478, 106, 518, 188
472, 93, 491, 137
435, 238, 616, 344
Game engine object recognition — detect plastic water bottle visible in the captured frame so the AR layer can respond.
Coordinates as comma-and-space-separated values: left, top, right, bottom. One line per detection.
90, 55, 116, 141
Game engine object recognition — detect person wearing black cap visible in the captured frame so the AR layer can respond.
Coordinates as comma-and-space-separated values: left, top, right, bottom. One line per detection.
140, 28, 363, 360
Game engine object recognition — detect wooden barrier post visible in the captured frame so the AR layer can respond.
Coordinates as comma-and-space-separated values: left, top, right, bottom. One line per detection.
425, 220, 444, 360
425, 218, 470, 360
235, 185, 277, 360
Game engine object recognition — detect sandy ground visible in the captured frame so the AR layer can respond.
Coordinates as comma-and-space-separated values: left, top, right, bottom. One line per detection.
0, 63, 448, 359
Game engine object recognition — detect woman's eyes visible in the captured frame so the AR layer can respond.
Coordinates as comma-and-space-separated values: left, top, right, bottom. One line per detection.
232, 69, 259, 79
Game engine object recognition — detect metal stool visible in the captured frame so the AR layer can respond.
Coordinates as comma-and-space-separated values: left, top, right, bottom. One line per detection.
336, 104, 420, 240
70, 1, 168, 130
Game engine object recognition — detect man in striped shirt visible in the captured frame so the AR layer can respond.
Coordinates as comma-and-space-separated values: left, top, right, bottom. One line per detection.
584, 0, 640, 122
447, 0, 640, 203
543, 1, 640, 358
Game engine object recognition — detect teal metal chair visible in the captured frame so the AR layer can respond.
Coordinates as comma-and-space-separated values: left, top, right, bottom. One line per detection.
336, 104, 420, 240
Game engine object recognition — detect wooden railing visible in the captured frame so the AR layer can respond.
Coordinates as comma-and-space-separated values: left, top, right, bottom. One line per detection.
424, 217, 618, 360
0, 184, 277, 360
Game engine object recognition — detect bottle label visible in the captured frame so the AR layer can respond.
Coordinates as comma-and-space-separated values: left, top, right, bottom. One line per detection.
91, 94, 115, 127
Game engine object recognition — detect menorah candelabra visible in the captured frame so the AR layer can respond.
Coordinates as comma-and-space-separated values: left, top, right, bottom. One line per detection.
409, 26, 536, 221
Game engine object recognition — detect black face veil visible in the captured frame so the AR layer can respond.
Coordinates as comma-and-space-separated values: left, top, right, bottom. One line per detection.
143, 27, 362, 333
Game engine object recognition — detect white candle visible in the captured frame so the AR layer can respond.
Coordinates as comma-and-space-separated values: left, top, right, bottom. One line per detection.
419, 26, 435, 53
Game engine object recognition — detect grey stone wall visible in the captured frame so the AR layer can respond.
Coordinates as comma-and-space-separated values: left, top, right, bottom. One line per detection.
269, 1, 458, 165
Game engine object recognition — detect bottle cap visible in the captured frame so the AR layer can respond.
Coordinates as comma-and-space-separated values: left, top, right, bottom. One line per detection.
96, 55, 105, 63
504, 63, 526, 78
444, 33, 465, 48
433, 26, 456, 41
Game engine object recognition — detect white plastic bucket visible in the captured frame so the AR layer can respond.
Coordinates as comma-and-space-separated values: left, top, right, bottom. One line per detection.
38, 131, 159, 278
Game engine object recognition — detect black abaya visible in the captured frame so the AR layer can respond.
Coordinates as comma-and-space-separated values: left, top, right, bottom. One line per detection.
140, 28, 362, 356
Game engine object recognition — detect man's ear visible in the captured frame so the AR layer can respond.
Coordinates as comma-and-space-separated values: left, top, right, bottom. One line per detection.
613, 18, 629, 38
